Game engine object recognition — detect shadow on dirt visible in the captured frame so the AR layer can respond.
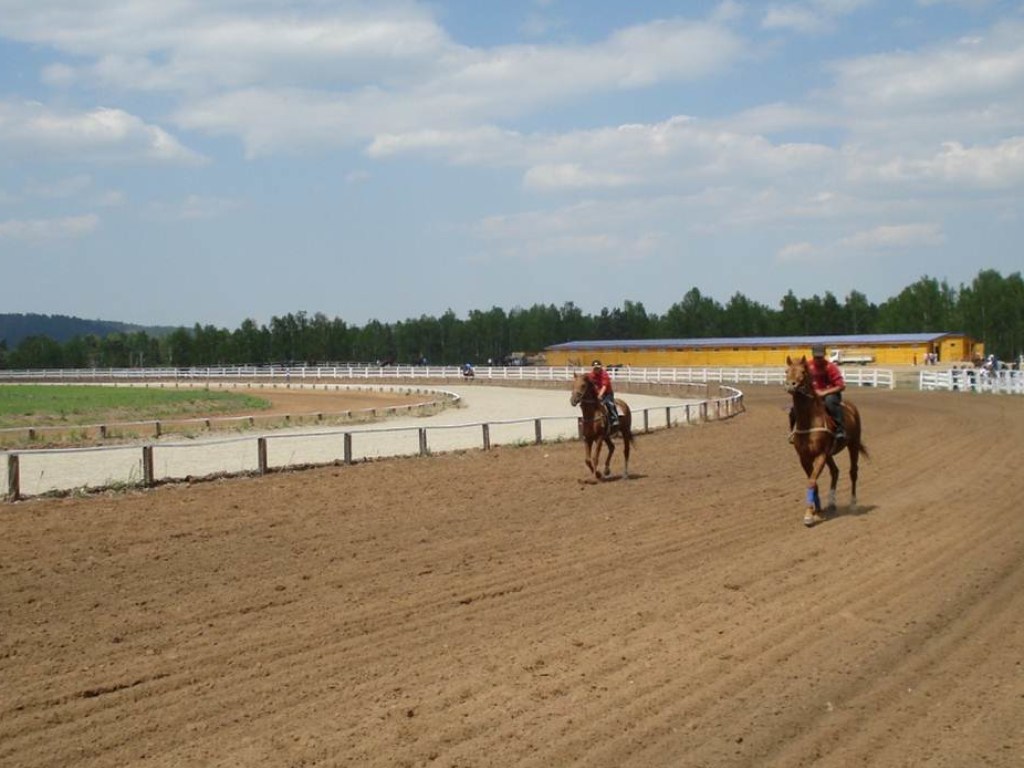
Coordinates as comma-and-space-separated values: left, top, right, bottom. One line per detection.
832, 503, 877, 520
577, 473, 647, 485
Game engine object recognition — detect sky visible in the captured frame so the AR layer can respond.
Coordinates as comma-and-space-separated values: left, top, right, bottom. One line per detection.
1, 0, 1022, 330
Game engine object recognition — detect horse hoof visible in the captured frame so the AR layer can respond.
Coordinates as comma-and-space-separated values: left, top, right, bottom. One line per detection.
803, 515, 815, 527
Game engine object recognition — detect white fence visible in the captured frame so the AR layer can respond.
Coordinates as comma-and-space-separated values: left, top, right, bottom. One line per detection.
0, 364, 897, 389
1, 374, 745, 501
919, 368, 1024, 395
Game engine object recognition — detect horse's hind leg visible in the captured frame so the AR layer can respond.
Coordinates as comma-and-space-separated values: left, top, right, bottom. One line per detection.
621, 431, 631, 479
825, 456, 839, 515
848, 447, 860, 508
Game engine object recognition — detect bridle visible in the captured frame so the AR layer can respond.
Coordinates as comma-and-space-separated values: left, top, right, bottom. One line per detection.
571, 376, 604, 424
571, 375, 601, 406
787, 361, 834, 437
785, 364, 816, 399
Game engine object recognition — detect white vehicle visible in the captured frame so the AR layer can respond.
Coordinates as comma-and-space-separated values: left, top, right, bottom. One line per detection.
828, 348, 875, 366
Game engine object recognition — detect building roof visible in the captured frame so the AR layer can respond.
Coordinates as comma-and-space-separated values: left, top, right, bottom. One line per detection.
545, 333, 958, 351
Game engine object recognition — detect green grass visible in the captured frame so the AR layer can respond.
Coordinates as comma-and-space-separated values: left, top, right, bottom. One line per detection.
0, 385, 271, 428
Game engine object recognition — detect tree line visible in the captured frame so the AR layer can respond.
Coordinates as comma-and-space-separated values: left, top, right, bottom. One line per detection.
2, 269, 1021, 370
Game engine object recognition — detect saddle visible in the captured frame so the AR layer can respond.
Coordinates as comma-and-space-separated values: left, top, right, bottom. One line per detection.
823, 410, 847, 454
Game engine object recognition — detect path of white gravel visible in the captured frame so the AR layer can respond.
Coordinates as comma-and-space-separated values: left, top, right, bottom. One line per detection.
3, 385, 706, 498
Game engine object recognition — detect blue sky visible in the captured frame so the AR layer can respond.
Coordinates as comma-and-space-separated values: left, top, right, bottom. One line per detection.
1, 0, 1022, 329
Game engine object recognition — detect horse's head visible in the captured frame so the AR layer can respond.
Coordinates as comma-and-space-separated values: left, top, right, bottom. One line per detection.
569, 372, 592, 406
784, 355, 814, 397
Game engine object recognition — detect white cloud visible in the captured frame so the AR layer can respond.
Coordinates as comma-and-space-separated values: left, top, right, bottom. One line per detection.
23, 174, 93, 199
523, 163, 636, 190
763, 6, 829, 34
762, 0, 873, 35
146, 195, 241, 221
169, 14, 741, 155
0, 100, 206, 165
776, 241, 820, 263
776, 221, 944, 265
0, 214, 99, 241
830, 21, 1024, 117
838, 223, 945, 249
372, 115, 836, 193
0, 2, 451, 92
844, 137, 1024, 189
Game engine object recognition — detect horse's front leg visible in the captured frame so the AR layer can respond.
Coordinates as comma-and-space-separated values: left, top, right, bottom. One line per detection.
803, 453, 829, 527
602, 437, 616, 477
590, 439, 604, 480
583, 439, 597, 478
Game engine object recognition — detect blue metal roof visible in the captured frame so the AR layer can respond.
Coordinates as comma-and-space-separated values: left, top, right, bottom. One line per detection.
545, 333, 957, 351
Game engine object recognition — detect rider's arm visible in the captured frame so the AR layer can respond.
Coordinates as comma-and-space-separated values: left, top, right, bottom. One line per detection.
822, 364, 846, 395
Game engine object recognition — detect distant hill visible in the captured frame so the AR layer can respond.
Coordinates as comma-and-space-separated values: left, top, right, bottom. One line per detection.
0, 313, 178, 347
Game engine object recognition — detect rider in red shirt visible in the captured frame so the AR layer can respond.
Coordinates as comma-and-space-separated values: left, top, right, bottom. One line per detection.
790, 343, 846, 441
588, 360, 619, 428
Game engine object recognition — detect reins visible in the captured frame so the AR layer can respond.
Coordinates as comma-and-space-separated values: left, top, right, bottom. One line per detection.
788, 367, 835, 439
574, 379, 612, 432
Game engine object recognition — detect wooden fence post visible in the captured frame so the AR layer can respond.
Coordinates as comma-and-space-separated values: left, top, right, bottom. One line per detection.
482, 424, 491, 450
6, 454, 19, 502
257, 437, 268, 474
142, 446, 154, 487
344, 433, 353, 465
534, 419, 542, 445
418, 428, 428, 456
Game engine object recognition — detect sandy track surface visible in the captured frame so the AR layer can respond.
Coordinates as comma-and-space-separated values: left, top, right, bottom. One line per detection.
1, 385, 1022, 767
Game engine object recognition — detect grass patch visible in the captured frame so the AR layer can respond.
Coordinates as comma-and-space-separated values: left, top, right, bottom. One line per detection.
0, 385, 270, 428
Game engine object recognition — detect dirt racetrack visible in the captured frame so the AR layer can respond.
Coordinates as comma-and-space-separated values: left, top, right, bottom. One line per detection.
2, 384, 1022, 767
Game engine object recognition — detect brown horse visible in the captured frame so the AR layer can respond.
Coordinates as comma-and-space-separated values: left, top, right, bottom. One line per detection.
784, 356, 869, 526
570, 372, 635, 481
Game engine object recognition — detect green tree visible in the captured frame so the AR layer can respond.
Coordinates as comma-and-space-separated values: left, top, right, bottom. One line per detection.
164, 328, 194, 367
10, 335, 64, 368
663, 288, 723, 337
958, 270, 1024, 359
876, 276, 956, 332
843, 290, 876, 334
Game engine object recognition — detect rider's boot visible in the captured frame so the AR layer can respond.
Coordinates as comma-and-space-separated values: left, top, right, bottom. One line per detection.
607, 404, 619, 429
833, 410, 846, 443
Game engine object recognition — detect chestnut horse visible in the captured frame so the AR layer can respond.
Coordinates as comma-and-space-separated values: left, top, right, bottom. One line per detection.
785, 356, 868, 526
570, 372, 635, 481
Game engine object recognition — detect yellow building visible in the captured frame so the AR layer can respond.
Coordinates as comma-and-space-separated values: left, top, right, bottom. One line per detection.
544, 333, 978, 368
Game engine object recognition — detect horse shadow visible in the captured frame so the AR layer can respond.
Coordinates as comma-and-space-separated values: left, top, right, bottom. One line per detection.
824, 502, 877, 522
576, 472, 648, 486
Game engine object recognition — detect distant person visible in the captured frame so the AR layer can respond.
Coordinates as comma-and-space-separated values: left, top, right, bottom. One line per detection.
587, 360, 619, 428
790, 344, 846, 443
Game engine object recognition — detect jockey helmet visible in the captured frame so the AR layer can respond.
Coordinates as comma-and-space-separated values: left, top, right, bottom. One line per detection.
591, 360, 602, 368
811, 344, 826, 358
